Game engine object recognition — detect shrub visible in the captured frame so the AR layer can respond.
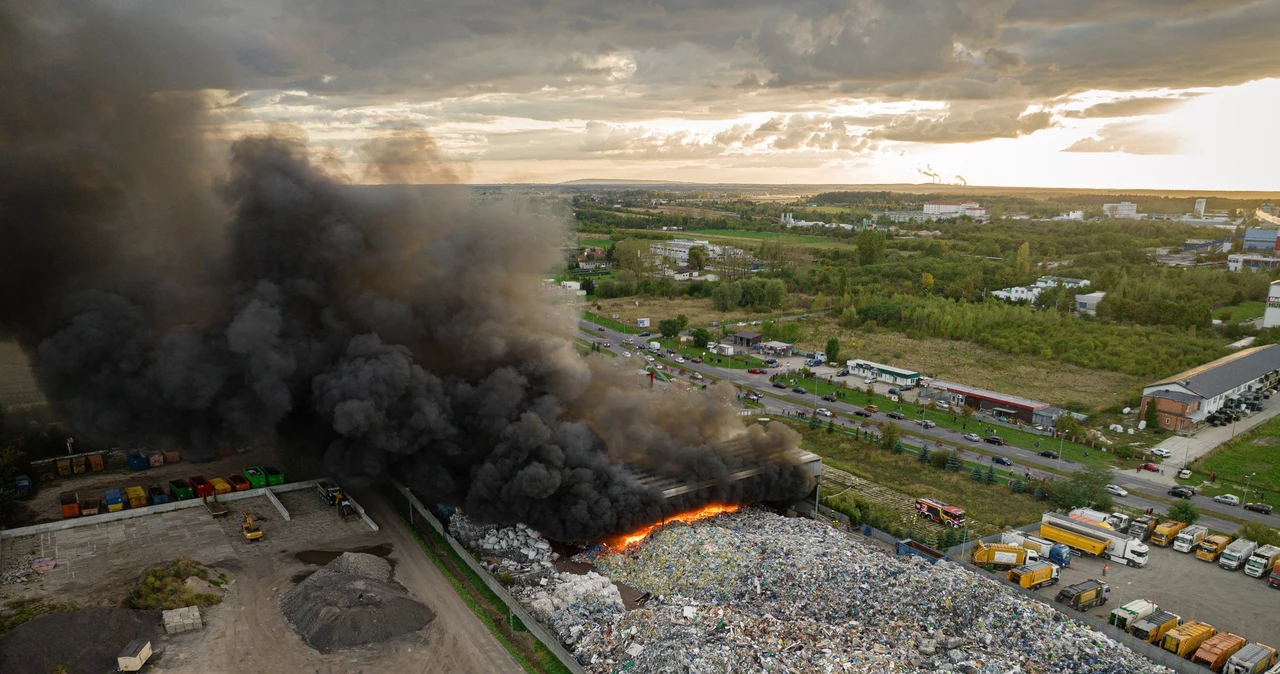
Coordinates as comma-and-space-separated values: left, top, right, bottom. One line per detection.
929, 450, 953, 470
124, 557, 223, 611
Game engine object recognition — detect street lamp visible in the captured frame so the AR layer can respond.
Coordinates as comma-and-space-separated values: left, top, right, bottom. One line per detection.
1246, 472, 1257, 499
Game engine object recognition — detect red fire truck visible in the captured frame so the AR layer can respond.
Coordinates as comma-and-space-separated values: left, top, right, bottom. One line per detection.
916, 497, 967, 528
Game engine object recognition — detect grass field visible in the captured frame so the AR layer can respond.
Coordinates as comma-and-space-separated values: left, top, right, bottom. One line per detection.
786, 422, 1045, 531
1191, 416, 1280, 499
787, 322, 1144, 409
576, 237, 613, 249
621, 205, 740, 219
683, 229, 838, 244
586, 296, 807, 332
1214, 301, 1266, 322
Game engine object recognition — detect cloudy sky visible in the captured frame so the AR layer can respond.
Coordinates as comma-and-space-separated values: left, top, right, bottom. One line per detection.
171, 0, 1280, 188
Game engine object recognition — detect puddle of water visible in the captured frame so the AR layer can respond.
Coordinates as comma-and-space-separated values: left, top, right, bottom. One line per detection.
294, 543, 392, 565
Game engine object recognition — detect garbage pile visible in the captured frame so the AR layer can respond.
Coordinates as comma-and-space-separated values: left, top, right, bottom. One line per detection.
279, 552, 434, 653
514, 571, 624, 622
449, 512, 556, 579
546, 509, 1169, 674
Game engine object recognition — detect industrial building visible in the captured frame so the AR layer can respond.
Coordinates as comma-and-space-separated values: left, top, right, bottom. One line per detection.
920, 380, 1062, 425
1140, 345, 1280, 431
846, 359, 921, 387
1103, 202, 1140, 219
1227, 254, 1280, 272
1075, 291, 1107, 315
1242, 228, 1280, 252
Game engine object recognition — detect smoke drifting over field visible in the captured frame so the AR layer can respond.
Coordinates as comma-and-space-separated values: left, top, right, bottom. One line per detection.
0, 1, 812, 539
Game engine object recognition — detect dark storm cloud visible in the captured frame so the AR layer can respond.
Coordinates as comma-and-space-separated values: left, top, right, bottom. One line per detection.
0, 0, 814, 540
869, 102, 1054, 144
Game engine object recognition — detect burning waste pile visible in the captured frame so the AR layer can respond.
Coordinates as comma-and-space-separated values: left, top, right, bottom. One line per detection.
524, 508, 1170, 674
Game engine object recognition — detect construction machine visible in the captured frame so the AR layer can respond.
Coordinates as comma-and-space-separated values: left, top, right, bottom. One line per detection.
241, 508, 263, 541
203, 492, 228, 518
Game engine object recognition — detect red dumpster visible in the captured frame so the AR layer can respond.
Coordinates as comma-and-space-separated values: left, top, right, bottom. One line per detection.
188, 475, 213, 498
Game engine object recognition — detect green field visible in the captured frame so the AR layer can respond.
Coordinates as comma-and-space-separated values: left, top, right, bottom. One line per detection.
683, 229, 837, 244
1214, 301, 1266, 322
1191, 416, 1280, 504
578, 238, 613, 249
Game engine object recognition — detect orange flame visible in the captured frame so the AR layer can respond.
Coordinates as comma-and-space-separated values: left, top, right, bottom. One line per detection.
602, 503, 741, 550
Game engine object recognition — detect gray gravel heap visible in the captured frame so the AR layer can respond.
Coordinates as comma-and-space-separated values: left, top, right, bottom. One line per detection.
549, 509, 1170, 674
450, 511, 555, 579
280, 552, 433, 653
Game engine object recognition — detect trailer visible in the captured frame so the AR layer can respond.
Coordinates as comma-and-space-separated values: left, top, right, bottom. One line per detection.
1054, 579, 1109, 611
1225, 643, 1278, 674
1108, 599, 1157, 632
116, 639, 153, 672
896, 539, 945, 565
1131, 610, 1181, 643
1039, 513, 1149, 567
243, 466, 267, 489
204, 493, 229, 518
125, 486, 147, 509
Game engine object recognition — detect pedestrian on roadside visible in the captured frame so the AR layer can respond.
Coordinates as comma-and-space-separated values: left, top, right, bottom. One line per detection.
1102, 564, 1108, 576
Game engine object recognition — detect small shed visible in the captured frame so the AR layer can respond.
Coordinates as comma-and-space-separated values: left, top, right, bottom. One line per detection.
730, 331, 762, 347
117, 639, 153, 672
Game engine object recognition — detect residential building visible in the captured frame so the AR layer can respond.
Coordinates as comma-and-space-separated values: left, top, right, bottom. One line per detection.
1037, 276, 1091, 289
847, 360, 922, 387
885, 201, 987, 223
991, 286, 1042, 302
1053, 211, 1085, 221
1102, 202, 1140, 219
1242, 228, 1280, 251
1228, 254, 1280, 272
1140, 344, 1280, 431
920, 380, 1051, 424
1075, 291, 1106, 314
578, 260, 610, 270
1264, 281, 1280, 329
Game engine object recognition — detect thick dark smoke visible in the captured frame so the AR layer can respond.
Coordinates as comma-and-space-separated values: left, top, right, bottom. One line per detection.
0, 1, 813, 540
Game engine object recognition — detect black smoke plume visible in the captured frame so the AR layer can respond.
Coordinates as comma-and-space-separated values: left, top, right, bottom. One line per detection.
0, 1, 813, 540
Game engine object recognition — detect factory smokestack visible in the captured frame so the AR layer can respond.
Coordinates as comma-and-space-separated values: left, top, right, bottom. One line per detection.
0, 1, 813, 540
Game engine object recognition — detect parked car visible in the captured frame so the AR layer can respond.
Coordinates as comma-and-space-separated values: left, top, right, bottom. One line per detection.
887, 387, 900, 395
1038, 450, 1060, 459
597, 326, 605, 331
691, 357, 702, 363
792, 387, 807, 395
1178, 468, 1192, 479
816, 408, 834, 417
962, 433, 981, 442
886, 412, 905, 420
773, 382, 788, 389
935, 401, 951, 410
992, 456, 1013, 466
984, 436, 1005, 446
836, 369, 850, 377
690, 373, 704, 380
645, 356, 655, 362
675, 357, 685, 363
1138, 462, 1159, 472
1213, 494, 1241, 506
1151, 448, 1172, 458
1244, 503, 1273, 514
918, 420, 937, 429
1168, 486, 1195, 499
638, 331, 652, 337
621, 350, 632, 357
1105, 484, 1129, 497
747, 368, 763, 374
822, 394, 837, 402
854, 410, 872, 418
764, 358, 778, 366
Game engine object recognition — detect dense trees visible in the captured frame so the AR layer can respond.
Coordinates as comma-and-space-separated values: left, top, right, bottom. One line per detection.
856, 229, 886, 265
825, 337, 841, 364
711, 278, 787, 311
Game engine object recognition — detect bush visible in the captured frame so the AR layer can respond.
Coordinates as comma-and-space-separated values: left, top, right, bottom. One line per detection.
1238, 522, 1280, 548
929, 450, 953, 470
1168, 500, 1200, 525
124, 558, 223, 611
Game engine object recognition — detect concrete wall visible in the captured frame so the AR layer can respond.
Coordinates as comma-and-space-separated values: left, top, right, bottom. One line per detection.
393, 483, 587, 674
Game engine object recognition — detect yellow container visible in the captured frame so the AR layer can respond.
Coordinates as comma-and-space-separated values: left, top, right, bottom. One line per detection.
209, 477, 232, 495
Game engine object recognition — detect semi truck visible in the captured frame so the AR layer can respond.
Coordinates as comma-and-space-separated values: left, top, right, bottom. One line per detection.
1127, 515, 1158, 541
1224, 643, 1278, 674
1245, 545, 1280, 579
1008, 561, 1060, 590
1193, 633, 1248, 671
1108, 599, 1157, 632
971, 541, 1038, 569
1039, 513, 1149, 567
1222, 539, 1259, 572
1054, 579, 1109, 611
1173, 525, 1209, 553
1163, 621, 1216, 659
1001, 531, 1072, 567
1068, 508, 1131, 532
1151, 520, 1188, 547
1131, 610, 1182, 643
1198, 535, 1233, 562
895, 539, 946, 565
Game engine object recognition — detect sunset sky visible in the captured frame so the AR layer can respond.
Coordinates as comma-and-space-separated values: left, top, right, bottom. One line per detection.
175, 0, 1280, 188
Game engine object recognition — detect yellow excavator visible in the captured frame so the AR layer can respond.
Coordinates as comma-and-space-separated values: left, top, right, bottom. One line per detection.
241, 508, 263, 541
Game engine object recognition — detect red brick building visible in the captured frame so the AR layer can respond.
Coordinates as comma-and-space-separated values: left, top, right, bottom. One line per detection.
1139, 391, 1202, 433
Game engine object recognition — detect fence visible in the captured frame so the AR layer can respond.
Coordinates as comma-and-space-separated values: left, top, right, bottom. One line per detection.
392, 483, 587, 674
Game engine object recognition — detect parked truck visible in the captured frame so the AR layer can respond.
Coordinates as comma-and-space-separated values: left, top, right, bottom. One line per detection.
1163, 621, 1216, 659
1131, 610, 1181, 643
1173, 525, 1209, 553
1054, 579, 1109, 611
896, 539, 945, 565
648, 341, 662, 353
1108, 599, 1157, 632
1193, 633, 1248, 671
1198, 535, 1233, 562
1245, 545, 1280, 579
971, 541, 1038, 569
1039, 513, 1149, 567
1151, 520, 1188, 547
104, 487, 124, 512
1008, 561, 1060, 590
1222, 539, 1259, 572
1225, 643, 1278, 674
1001, 531, 1072, 567
1127, 515, 1158, 542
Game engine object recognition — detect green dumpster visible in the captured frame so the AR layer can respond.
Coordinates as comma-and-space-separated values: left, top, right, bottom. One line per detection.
168, 478, 194, 501
243, 466, 267, 489
263, 466, 284, 486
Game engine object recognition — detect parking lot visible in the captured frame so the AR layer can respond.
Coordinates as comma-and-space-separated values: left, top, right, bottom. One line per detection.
1026, 542, 1280, 649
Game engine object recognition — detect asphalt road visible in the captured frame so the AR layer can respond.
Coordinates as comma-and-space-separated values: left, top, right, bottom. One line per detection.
580, 319, 1272, 533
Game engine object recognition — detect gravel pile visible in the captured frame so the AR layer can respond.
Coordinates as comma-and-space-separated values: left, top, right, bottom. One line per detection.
279, 552, 434, 653
0, 608, 162, 674
450, 512, 556, 579
515, 571, 624, 621
547, 509, 1169, 673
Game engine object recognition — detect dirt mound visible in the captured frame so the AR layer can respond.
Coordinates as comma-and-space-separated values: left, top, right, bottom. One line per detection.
279, 552, 433, 653
0, 607, 161, 674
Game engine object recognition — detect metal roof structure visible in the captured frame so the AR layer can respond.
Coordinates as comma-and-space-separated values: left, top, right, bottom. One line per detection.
1148, 344, 1280, 400
923, 380, 1049, 411
1150, 390, 1200, 404
624, 441, 820, 500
